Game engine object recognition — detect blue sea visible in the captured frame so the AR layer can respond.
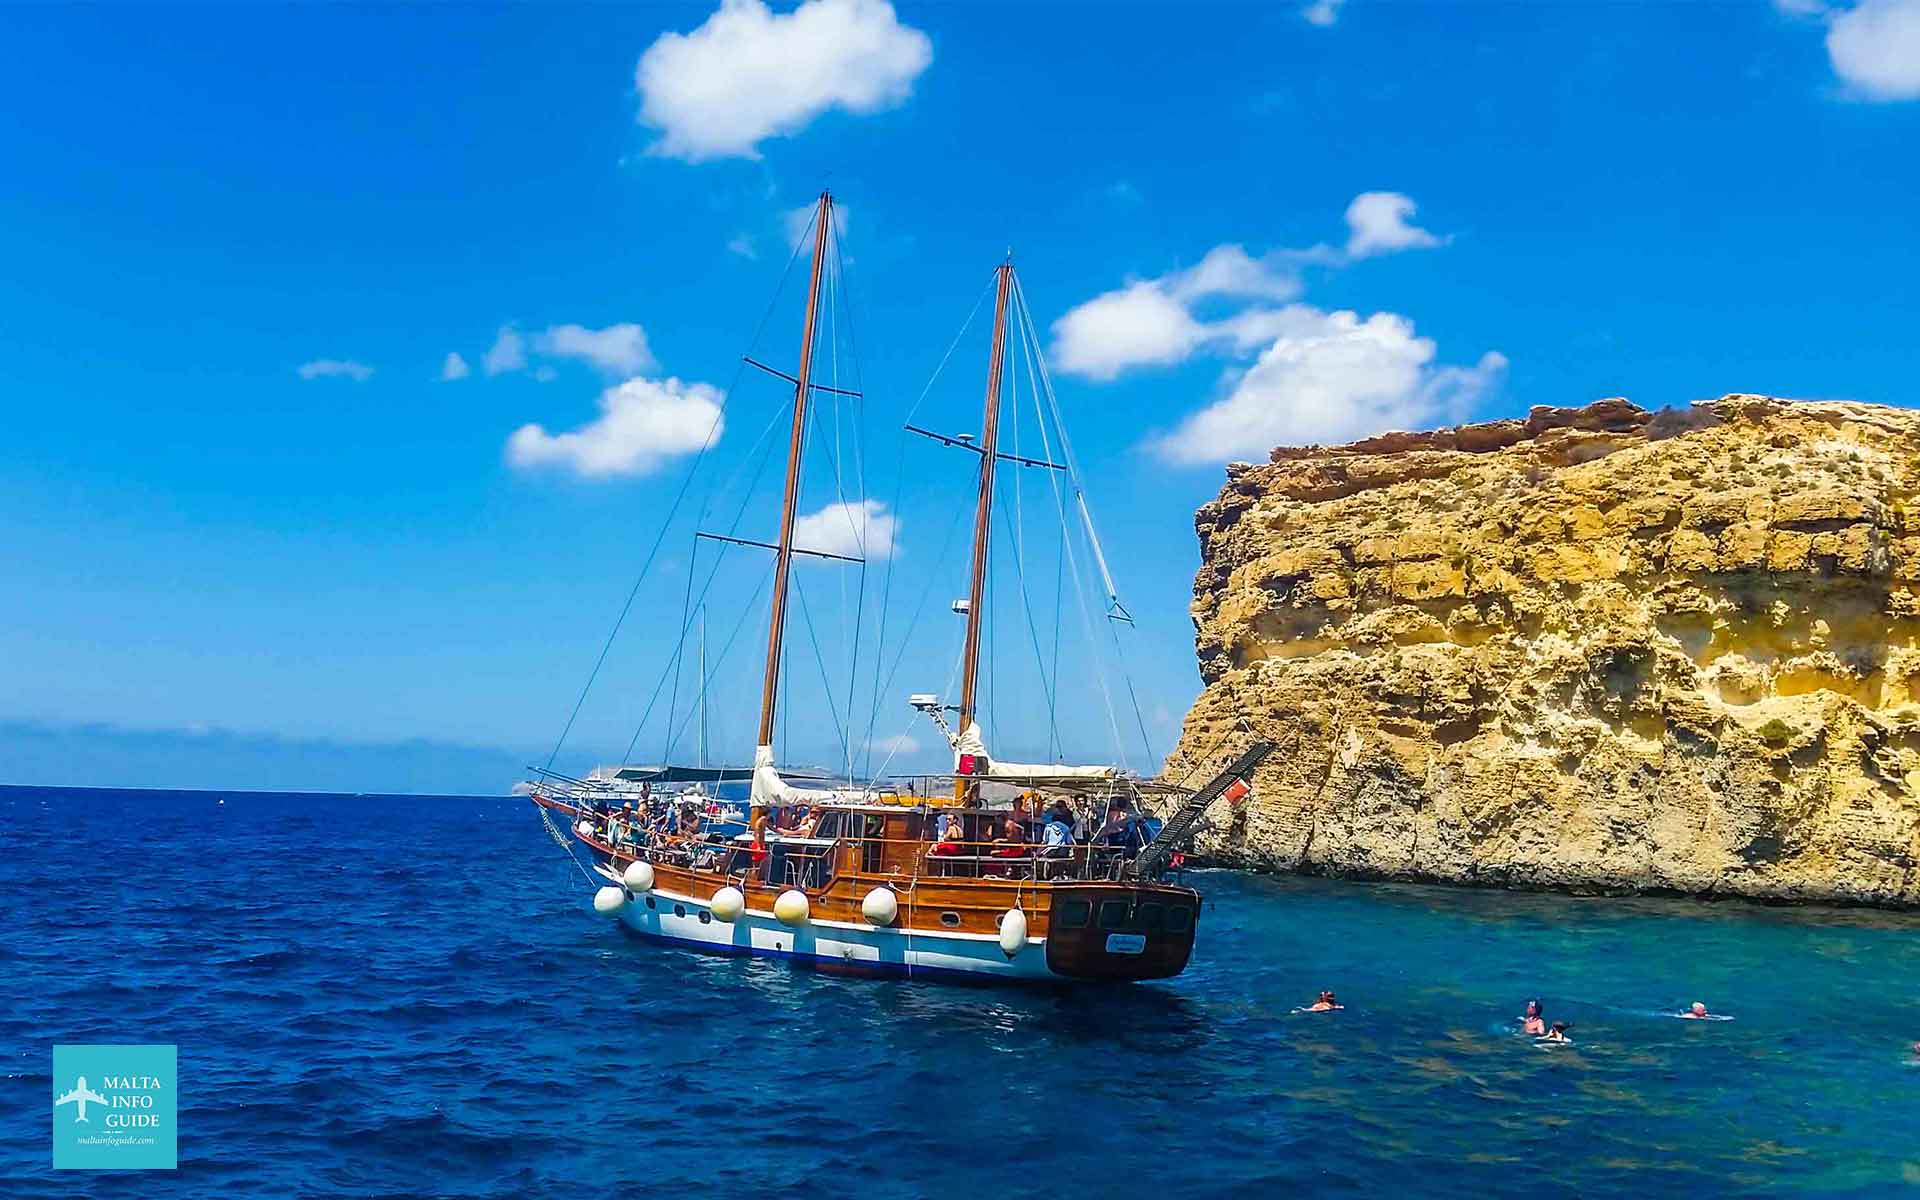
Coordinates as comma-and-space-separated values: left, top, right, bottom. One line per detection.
4, 786, 1918, 1198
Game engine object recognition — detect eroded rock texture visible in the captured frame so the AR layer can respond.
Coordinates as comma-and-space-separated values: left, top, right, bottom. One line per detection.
1165, 395, 1920, 904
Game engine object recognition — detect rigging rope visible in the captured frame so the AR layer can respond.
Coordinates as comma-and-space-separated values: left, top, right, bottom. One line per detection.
540, 208, 813, 774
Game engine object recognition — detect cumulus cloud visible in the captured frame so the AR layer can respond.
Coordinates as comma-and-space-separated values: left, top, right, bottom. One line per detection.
1052, 282, 1210, 380
506, 376, 723, 478
1052, 192, 1447, 380
297, 359, 373, 382
1826, 0, 1920, 99
1053, 192, 1500, 465
1344, 191, 1445, 258
792, 497, 897, 560
636, 0, 933, 162
535, 323, 656, 375
1153, 307, 1507, 462
727, 234, 758, 259
1303, 0, 1347, 26
483, 326, 526, 376
440, 352, 471, 381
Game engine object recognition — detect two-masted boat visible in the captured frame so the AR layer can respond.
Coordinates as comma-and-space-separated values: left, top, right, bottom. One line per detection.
530, 193, 1270, 983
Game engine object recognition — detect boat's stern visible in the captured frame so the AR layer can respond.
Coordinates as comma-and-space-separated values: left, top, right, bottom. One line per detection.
1042, 882, 1200, 981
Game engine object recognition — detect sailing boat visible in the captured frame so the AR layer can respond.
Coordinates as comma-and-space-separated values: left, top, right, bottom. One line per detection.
530, 193, 1271, 982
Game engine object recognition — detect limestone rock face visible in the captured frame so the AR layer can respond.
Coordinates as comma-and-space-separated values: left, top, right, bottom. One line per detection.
1166, 395, 1920, 904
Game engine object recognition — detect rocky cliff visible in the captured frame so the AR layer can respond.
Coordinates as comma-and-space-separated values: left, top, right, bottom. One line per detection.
1165, 394, 1920, 905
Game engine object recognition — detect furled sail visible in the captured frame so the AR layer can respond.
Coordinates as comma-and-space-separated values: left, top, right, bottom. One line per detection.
749, 744, 868, 806
954, 721, 1117, 781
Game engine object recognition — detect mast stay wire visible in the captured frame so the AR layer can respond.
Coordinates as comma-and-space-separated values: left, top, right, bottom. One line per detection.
624, 396, 793, 767
860, 271, 998, 778
1006, 283, 1129, 770
541, 204, 814, 773
1012, 276, 1157, 770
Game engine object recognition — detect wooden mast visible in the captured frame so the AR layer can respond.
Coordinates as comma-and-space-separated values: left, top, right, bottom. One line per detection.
756, 191, 834, 748
957, 261, 1015, 739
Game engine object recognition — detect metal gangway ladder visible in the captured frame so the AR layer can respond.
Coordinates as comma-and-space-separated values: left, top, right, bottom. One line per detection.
1126, 742, 1277, 881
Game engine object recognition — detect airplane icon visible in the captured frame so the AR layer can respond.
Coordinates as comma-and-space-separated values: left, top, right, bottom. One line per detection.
55, 1076, 110, 1123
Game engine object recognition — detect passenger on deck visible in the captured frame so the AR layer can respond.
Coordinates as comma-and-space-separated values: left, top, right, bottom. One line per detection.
1096, 798, 1150, 858
676, 804, 702, 840
990, 816, 1030, 858
1522, 999, 1546, 1037
789, 806, 821, 838
928, 810, 966, 856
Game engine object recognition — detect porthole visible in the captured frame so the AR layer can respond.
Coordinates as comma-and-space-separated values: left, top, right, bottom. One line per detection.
698, 910, 712, 925
673, 903, 688, 918
645, 895, 657, 910
939, 911, 962, 928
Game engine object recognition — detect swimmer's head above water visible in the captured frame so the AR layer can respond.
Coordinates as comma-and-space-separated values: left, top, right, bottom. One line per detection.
1689, 1001, 1708, 1018
1524, 999, 1542, 1019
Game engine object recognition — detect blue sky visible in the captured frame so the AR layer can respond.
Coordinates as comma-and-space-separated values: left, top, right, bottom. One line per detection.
2, 1, 1916, 791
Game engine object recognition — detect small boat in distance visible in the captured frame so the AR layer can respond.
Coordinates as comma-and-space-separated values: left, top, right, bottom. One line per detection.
530, 193, 1271, 983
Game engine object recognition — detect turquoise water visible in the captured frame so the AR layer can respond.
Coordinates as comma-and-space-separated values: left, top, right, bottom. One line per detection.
3, 786, 1917, 1197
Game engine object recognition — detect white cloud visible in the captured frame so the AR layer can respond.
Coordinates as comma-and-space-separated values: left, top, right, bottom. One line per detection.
296, 359, 373, 382
1051, 192, 1447, 381
1165, 244, 1305, 303
727, 233, 758, 259
1344, 191, 1444, 258
784, 200, 849, 251
635, 0, 933, 162
533, 365, 558, 383
1825, 0, 1920, 99
792, 497, 898, 560
535, 323, 656, 375
1052, 282, 1210, 380
506, 376, 724, 478
440, 352, 471, 381
1153, 306, 1507, 462
1774, 0, 1831, 14
1303, 0, 1347, 26
483, 326, 526, 376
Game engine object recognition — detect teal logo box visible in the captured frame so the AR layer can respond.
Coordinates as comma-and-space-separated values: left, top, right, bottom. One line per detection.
52, 1044, 177, 1170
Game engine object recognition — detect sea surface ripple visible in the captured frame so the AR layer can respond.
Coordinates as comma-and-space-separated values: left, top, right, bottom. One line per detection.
3, 787, 1919, 1198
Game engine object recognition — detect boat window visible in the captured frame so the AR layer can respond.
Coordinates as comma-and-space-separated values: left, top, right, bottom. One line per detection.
861, 814, 886, 873
1137, 903, 1164, 932
673, 903, 687, 918
812, 811, 842, 841
698, 910, 712, 925
939, 911, 962, 928
1098, 900, 1130, 930
1056, 899, 1091, 929
645, 896, 657, 910
1166, 905, 1193, 933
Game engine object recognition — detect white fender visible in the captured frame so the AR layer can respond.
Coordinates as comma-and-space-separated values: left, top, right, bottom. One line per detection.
774, 888, 811, 927
998, 907, 1029, 958
622, 860, 655, 892
575, 820, 592, 837
592, 885, 627, 915
861, 887, 899, 927
710, 886, 746, 922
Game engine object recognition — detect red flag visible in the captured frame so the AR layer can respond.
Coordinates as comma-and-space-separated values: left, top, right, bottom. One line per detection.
1222, 777, 1251, 804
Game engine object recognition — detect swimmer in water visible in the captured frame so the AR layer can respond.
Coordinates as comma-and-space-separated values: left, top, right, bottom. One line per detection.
1678, 1001, 1710, 1020
1305, 990, 1343, 1012
1521, 999, 1547, 1037
1540, 1020, 1573, 1044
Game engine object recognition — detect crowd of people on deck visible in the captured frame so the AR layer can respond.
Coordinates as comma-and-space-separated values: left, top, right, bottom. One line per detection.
593, 786, 714, 854
585, 786, 1166, 883
924, 793, 1158, 878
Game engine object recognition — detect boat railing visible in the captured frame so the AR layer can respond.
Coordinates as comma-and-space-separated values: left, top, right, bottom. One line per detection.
581, 816, 1171, 885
